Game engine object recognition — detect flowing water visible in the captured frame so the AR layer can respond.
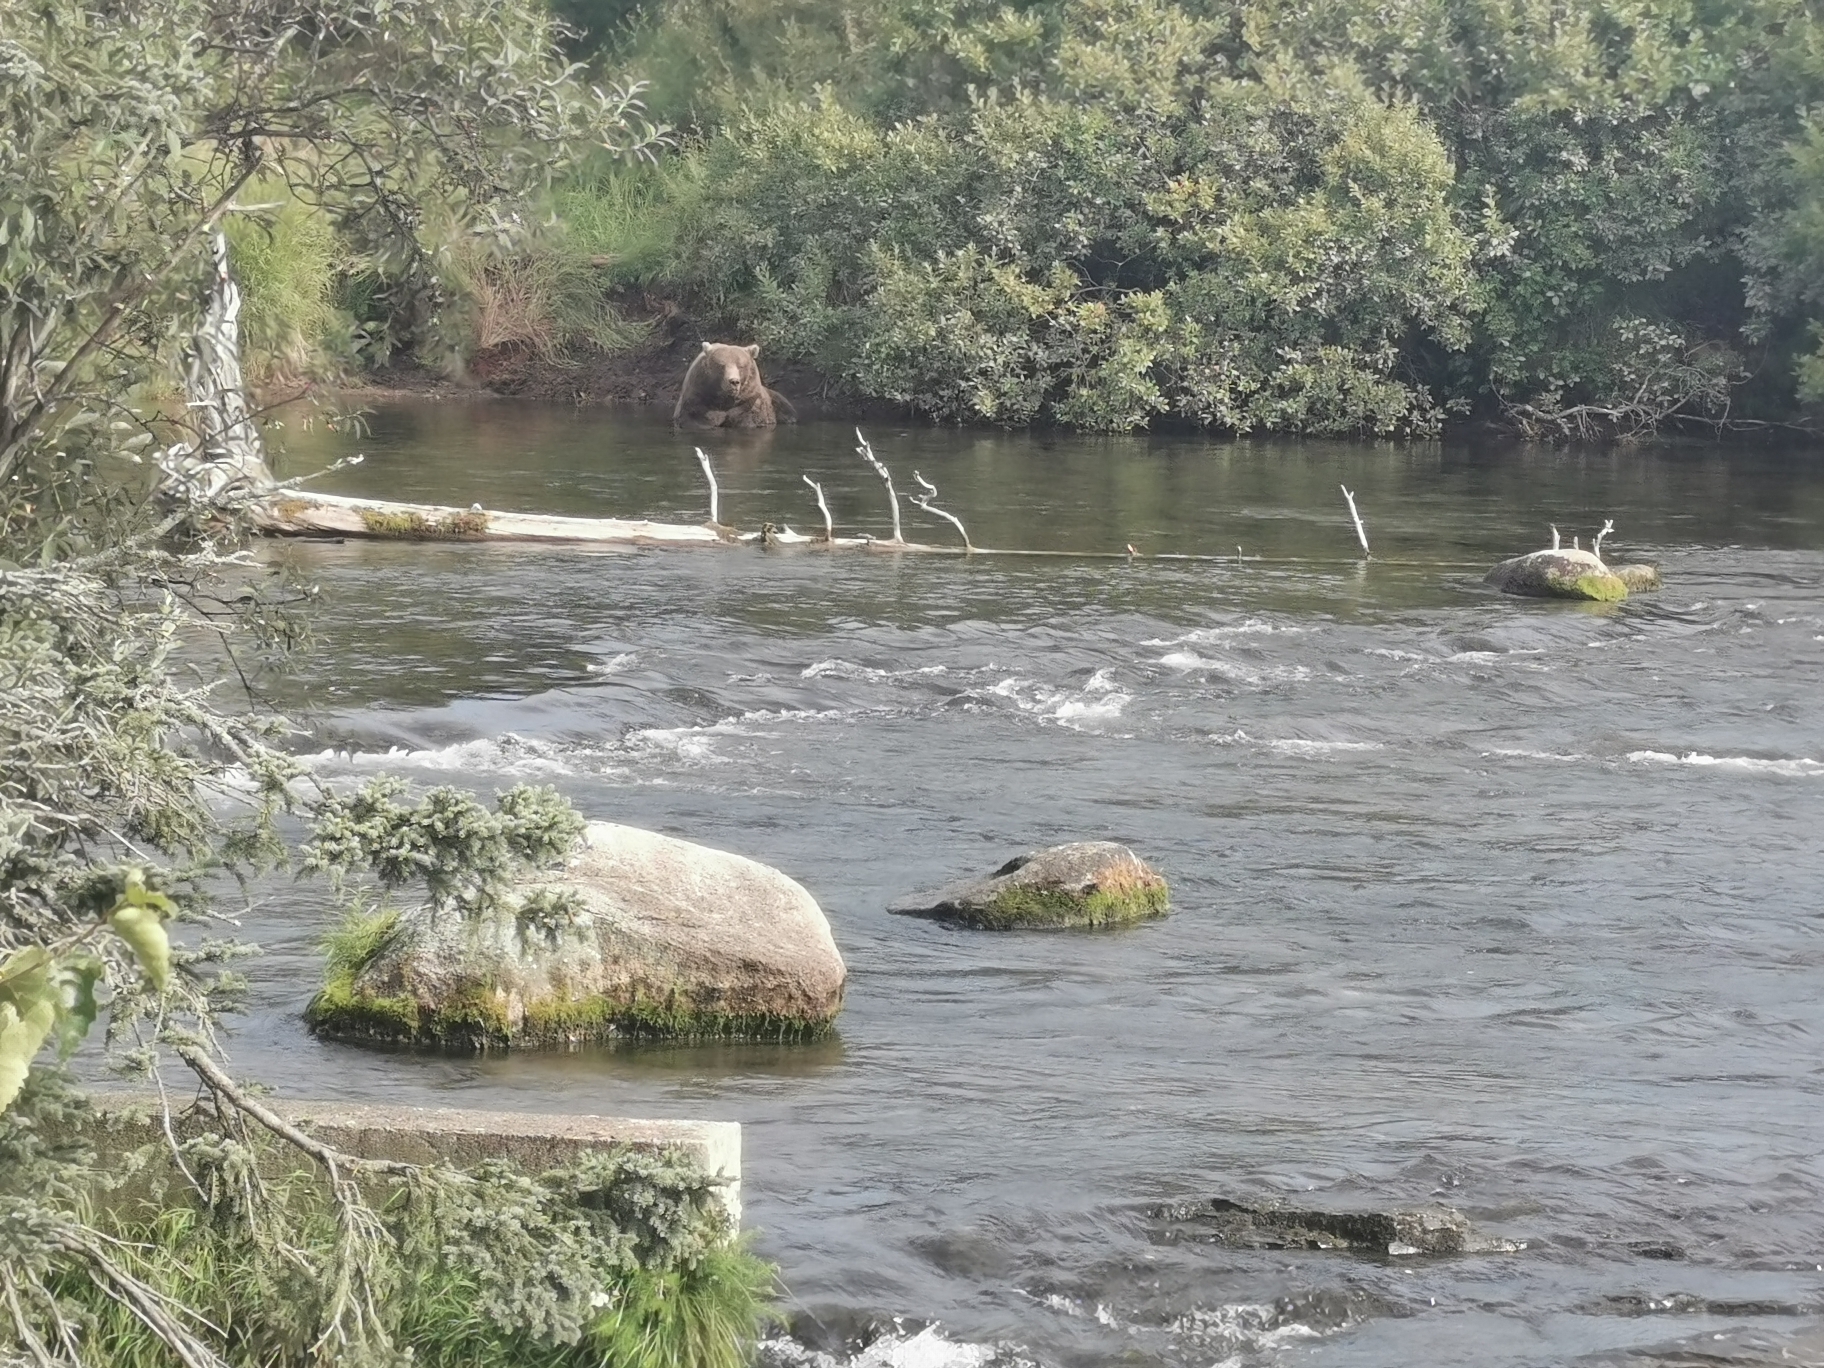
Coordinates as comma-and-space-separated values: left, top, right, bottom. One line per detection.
240, 401, 1824, 1367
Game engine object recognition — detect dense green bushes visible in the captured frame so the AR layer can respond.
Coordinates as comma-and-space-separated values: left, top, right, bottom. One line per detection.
563, 0, 1824, 434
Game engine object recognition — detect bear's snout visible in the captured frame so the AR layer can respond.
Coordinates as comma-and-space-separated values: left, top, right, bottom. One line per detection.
723, 366, 743, 388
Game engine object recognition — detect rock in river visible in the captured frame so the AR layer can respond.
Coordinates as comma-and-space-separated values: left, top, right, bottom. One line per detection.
1154, 1196, 1525, 1256
306, 822, 846, 1049
1612, 562, 1663, 591
1483, 548, 1630, 601
889, 842, 1170, 930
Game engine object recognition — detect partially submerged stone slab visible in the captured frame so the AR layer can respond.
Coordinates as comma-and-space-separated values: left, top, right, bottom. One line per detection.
889, 842, 1169, 930
1154, 1196, 1524, 1256
307, 822, 846, 1049
1484, 548, 1628, 601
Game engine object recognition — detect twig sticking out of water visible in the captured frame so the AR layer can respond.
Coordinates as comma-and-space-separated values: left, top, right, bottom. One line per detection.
1593, 518, 1615, 562
1550, 524, 1561, 550
802, 475, 834, 544
1236, 545, 1242, 565
1340, 484, 1370, 559
906, 471, 973, 551
854, 429, 902, 543
694, 447, 720, 526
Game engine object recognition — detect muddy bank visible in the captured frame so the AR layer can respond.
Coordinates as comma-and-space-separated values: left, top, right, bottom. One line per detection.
460, 330, 898, 424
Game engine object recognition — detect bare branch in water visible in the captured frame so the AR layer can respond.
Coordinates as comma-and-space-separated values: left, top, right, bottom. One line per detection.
906, 471, 973, 551
853, 429, 901, 543
694, 447, 720, 526
1593, 518, 1615, 562
1340, 485, 1370, 558
802, 475, 834, 544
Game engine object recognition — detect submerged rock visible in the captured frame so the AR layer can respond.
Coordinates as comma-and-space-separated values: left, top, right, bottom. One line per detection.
889, 842, 1169, 930
1154, 1196, 1525, 1256
306, 822, 845, 1049
1484, 548, 1628, 602
1612, 562, 1663, 591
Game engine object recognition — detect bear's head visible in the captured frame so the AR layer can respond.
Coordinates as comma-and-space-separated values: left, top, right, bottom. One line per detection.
698, 342, 763, 402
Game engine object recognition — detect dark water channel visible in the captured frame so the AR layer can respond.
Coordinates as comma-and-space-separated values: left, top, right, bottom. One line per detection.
244, 401, 1824, 1367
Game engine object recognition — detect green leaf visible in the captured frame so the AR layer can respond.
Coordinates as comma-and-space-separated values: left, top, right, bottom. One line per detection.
0, 949, 59, 1114
108, 868, 174, 991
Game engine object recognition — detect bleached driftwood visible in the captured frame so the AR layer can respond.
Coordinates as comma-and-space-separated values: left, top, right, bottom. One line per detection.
907, 471, 973, 551
1593, 518, 1614, 561
1340, 484, 1370, 558
853, 428, 902, 543
251, 490, 979, 553
253, 490, 727, 545
695, 447, 721, 526
802, 475, 834, 543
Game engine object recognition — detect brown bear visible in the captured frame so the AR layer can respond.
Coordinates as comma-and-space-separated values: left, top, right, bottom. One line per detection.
673, 341, 797, 429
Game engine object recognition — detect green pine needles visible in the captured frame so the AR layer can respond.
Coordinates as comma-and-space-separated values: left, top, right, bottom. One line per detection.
8, 1078, 774, 1367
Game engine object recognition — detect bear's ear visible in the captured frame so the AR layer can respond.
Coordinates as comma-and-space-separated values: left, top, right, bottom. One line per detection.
745, 344, 760, 359
700, 341, 713, 354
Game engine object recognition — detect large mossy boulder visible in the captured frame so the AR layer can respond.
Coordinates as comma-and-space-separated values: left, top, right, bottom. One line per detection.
1483, 548, 1629, 601
889, 842, 1169, 930
307, 823, 846, 1049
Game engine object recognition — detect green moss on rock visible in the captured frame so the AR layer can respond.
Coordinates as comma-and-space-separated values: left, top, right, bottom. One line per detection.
891, 841, 1172, 931
308, 982, 837, 1052
358, 507, 490, 539
962, 880, 1171, 930
303, 973, 422, 1042
1566, 571, 1628, 602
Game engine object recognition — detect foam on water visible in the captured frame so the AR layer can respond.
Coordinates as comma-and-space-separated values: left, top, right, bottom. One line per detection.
1145, 619, 1312, 647
983, 669, 1132, 731
1626, 750, 1824, 777
758, 1326, 1021, 1368
1266, 738, 1385, 756
802, 658, 953, 683
300, 734, 576, 777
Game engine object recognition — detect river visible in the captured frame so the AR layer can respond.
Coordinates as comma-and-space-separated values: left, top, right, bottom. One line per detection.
240, 400, 1824, 1367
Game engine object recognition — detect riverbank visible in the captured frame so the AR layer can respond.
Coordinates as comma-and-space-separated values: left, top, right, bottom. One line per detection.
329, 340, 1822, 448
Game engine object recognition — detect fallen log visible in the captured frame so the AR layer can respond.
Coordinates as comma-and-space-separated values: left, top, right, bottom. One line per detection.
251, 489, 958, 552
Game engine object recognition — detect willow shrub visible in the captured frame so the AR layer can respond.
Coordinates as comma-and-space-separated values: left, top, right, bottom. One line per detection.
599, 0, 1824, 431
658, 70, 1478, 433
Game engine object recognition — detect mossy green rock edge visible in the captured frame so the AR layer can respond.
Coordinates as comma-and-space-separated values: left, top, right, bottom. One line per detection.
938, 879, 1172, 930
305, 969, 835, 1052
890, 841, 1172, 931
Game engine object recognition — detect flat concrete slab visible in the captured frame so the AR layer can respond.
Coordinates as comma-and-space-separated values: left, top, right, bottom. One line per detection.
91, 1094, 742, 1222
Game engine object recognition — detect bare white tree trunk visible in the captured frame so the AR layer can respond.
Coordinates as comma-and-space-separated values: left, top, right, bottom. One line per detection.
158, 230, 274, 505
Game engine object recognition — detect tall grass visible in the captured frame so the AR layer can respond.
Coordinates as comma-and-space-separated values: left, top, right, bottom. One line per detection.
225, 195, 349, 383
554, 160, 697, 288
